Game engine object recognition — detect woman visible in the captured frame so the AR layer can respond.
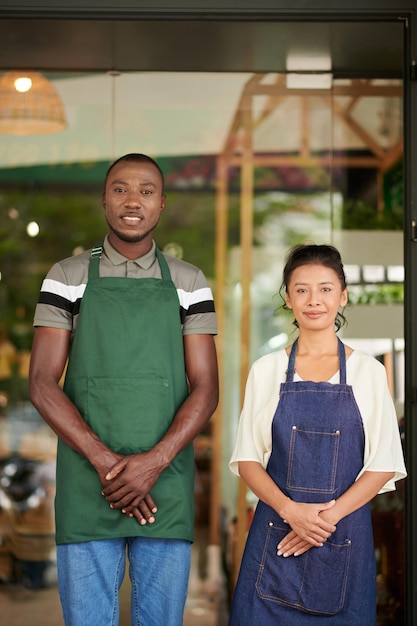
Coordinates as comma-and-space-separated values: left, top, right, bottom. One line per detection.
229, 244, 406, 625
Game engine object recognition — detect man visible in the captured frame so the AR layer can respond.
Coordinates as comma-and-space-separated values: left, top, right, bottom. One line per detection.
29, 153, 219, 626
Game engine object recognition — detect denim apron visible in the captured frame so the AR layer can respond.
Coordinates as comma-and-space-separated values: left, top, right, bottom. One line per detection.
229, 339, 376, 625
55, 245, 194, 545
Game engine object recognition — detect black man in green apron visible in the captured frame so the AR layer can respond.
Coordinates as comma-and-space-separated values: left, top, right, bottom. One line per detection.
30, 153, 219, 626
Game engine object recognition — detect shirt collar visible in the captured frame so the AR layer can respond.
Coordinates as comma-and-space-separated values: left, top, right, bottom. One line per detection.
103, 235, 157, 269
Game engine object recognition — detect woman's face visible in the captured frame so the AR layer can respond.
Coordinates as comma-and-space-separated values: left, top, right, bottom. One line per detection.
285, 263, 348, 332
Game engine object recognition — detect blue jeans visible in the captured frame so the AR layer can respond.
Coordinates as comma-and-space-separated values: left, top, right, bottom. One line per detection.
57, 537, 191, 626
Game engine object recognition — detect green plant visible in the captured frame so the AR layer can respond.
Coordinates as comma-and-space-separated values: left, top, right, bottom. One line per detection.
342, 200, 402, 231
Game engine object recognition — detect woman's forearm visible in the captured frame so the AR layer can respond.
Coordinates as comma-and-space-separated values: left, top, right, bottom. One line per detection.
321, 470, 395, 525
238, 461, 290, 517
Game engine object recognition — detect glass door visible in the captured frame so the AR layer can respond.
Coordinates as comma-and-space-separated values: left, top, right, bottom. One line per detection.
220, 72, 404, 625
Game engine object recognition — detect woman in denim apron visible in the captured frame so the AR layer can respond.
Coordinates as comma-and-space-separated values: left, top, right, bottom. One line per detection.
229, 244, 406, 625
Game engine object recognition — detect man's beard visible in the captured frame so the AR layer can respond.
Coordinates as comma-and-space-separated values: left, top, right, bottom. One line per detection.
107, 220, 158, 243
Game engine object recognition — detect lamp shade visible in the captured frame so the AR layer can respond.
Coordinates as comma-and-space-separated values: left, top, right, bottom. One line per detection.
0, 70, 67, 135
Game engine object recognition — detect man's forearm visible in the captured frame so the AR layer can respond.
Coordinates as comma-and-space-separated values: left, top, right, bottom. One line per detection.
152, 382, 218, 469
29, 375, 118, 475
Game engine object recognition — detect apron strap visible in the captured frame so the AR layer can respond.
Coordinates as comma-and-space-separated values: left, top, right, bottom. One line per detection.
286, 337, 347, 384
286, 339, 298, 382
88, 244, 103, 280
155, 247, 172, 280
338, 337, 347, 384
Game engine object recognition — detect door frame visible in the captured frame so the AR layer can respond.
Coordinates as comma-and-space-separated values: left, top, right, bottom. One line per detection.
1, 4, 416, 624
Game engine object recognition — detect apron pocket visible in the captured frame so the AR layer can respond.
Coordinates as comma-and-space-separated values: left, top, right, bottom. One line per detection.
287, 425, 340, 495
85, 375, 171, 453
256, 522, 351, 615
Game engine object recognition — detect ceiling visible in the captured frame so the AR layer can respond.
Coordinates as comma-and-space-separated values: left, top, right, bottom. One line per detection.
0, 18, 405, 76
0, 16, 405, 169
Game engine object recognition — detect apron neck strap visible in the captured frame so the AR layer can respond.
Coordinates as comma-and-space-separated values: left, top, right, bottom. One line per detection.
88, 244, 103, 279
286, 339, 298, 382
156, 248, 172, 280
88, 244, 172, 281
338, 337, 347, 384
286, 337, 346, 384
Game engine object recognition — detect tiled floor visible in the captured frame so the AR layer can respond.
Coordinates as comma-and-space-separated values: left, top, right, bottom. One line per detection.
0, 532, 229, 626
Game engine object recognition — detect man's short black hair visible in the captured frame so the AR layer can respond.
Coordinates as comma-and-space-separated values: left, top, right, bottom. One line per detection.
105, 153, 165, 191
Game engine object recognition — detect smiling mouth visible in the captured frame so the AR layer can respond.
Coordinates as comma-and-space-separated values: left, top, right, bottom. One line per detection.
121, 215, 143, 224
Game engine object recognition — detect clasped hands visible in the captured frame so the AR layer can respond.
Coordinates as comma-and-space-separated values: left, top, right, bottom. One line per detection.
277, 499, 337, 558
100, 450, 161, 526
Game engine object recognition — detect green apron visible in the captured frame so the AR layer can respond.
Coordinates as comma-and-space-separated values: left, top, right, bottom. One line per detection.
56, 245, 194, 545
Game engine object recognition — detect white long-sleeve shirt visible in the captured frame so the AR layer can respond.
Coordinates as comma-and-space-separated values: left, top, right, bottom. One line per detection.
230, 348, 406, 493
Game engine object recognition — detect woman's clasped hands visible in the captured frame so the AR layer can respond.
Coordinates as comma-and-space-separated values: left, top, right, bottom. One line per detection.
277, 499, 337, 557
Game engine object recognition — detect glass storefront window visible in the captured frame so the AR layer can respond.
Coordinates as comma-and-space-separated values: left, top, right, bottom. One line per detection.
0, 69, 404, 624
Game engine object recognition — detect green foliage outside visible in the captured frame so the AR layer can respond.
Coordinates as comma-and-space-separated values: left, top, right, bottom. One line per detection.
348, 283, 404, 306
342, 199, 403, 230
0, 189, 105, 340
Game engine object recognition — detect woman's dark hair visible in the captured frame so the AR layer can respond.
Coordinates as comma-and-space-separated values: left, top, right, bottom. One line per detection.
104, 153, 165, 192
280, 244, 348, 331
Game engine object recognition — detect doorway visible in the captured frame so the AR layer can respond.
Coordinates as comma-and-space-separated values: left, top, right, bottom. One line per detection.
0, 10, 411, 625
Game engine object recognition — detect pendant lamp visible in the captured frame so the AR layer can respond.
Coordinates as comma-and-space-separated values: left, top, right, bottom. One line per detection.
0, 70, 67, 135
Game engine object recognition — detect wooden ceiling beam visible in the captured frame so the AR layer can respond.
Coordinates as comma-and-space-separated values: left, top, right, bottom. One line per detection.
251, 83, 402, 98
329, 97, 387, 158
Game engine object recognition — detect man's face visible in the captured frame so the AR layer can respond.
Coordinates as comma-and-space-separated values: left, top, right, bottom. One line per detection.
102, 159, 166, 246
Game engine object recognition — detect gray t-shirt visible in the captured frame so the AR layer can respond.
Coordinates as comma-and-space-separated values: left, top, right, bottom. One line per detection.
33, 237, 217, 338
